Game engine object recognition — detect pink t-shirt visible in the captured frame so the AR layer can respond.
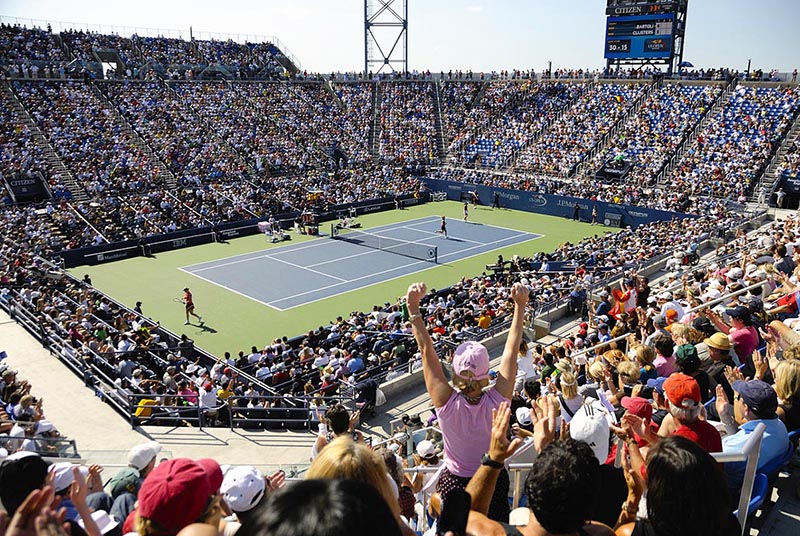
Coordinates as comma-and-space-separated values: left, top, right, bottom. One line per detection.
654, 354, 676, 377
730, 326, 759, 362
436, 388, 508, 477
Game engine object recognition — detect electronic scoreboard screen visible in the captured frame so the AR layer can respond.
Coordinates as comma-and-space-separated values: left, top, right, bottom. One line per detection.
604, 13, 674, 60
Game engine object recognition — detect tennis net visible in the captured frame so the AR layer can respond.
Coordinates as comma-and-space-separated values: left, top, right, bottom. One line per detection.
330, 225, 438, 263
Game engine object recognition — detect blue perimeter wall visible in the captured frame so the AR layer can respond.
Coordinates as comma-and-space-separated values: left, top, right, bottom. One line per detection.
420, 177, 696, 228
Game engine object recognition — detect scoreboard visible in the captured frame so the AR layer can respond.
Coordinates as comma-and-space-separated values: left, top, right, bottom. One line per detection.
604, 13, 674, 60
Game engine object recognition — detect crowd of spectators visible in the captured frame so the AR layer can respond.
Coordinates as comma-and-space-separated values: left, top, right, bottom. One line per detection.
427, 167, 699, 213
437, 81, 481, 149
0, 24, 64, 63
667, 86, 800, 199
515, 82, 648, 175
447, 81, 585, 168
331, 82, 374, 164
776, 139, 800, 180
169, 81, 370, 173
105, 81, 249, 181
0, 361, 67, 456
60, 29, 142, 65
2, 206, 797, 536
378, 81, 438, 165
0, 86, 61, 191
134, 35, 202, 65
15, 81, 164, 195
586, 84, 722, 187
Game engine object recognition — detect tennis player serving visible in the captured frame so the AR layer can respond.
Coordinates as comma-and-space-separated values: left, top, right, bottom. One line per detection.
179, 287, 203, 325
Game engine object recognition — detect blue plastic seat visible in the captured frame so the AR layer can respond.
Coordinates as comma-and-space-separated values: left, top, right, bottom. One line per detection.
759, 442, 795, 477
733, 472, 768, 518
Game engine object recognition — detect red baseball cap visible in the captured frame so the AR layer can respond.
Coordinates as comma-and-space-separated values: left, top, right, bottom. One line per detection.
621, 396, 653, 421
137, 458, 223, 534
663, 373, 701, 408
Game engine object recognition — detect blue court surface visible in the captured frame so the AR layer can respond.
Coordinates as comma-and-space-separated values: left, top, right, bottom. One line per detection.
180, 216, 541, 310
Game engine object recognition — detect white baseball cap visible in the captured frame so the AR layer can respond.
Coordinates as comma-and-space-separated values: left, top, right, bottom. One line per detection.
78, 511, 119, 535
127, 441, 162, 471
50, 462, 90, 493
416, 440, 436, 458
569, 405, 610, 464
515, 407, 532, 426
220, 465, 266, 513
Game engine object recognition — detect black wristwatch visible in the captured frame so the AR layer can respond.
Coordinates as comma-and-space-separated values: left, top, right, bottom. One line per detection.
481, 453, 504, 469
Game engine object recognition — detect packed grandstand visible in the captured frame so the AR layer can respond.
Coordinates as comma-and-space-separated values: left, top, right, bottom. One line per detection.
1, 16, 800, 536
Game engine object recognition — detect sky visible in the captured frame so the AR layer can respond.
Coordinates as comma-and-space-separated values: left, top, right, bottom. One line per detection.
1, 0, 798, 73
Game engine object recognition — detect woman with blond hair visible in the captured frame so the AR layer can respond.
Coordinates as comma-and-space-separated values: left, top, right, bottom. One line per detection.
406, 281, 529, 522
774, 359, 800, 431
307, 436, 414, 536
631, 344, 657, 383
557, 371, 583, 423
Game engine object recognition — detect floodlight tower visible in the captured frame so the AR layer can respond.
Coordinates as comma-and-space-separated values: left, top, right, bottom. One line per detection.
364, 0, 408, 75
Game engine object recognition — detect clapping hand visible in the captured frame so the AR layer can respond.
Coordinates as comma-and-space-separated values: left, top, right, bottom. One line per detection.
752, 349, 769, 380
0, 485, 69, 536
724, 364, 745, 384
621, 444, 645, 501
530, 396, 558, 453
714, 384, 731, 419
489, 402, 522, 463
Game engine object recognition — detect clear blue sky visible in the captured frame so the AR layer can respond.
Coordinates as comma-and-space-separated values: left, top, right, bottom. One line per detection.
2, 0, 798, 73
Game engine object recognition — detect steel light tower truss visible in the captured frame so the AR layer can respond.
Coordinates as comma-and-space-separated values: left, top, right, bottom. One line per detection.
364, 0, 408, 75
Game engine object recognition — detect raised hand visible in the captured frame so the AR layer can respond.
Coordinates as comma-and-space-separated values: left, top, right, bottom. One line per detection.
753, 349, 769, 380
406, 282, 427, 310
489, 401, 522, 463
531, 396, 558, 453
621, 445, 645, 501
620, 413, 648, 440
724, 364, 745, 384
510, 282, 530, 307
714, 383, 730, 409
266, 470, 286, 491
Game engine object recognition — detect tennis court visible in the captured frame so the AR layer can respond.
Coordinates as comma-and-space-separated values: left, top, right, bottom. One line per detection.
180, 216, 541, 310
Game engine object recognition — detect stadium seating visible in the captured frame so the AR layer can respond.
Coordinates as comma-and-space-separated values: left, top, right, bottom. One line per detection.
666, 86, 800, 198
0, 23, 65, 63
448, 81, 585, 168
514, 82, 648, 175
586, 84, 722, 187
378, 81, 438, 165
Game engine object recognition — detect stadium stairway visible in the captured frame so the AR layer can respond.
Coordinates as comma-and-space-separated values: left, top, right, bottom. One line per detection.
323, 80, 346, 112
432, 82, 446, 161
470, 80, 491, 108
507, 80, 590, 172
572, 79, 655, 177
754, 109, 800, 203
91, 80, 179, 189
3, 81, 89, 202
369, 81, 381, 159
655, 77, 737, 188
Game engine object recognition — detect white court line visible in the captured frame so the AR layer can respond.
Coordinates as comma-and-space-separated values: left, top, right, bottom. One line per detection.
269, 231, 539, 309
306, 247, 382, 268
183, 216, 441, 272
399, 224, 486, 245
178, 267, 284, 311
262, 253, 348, 282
